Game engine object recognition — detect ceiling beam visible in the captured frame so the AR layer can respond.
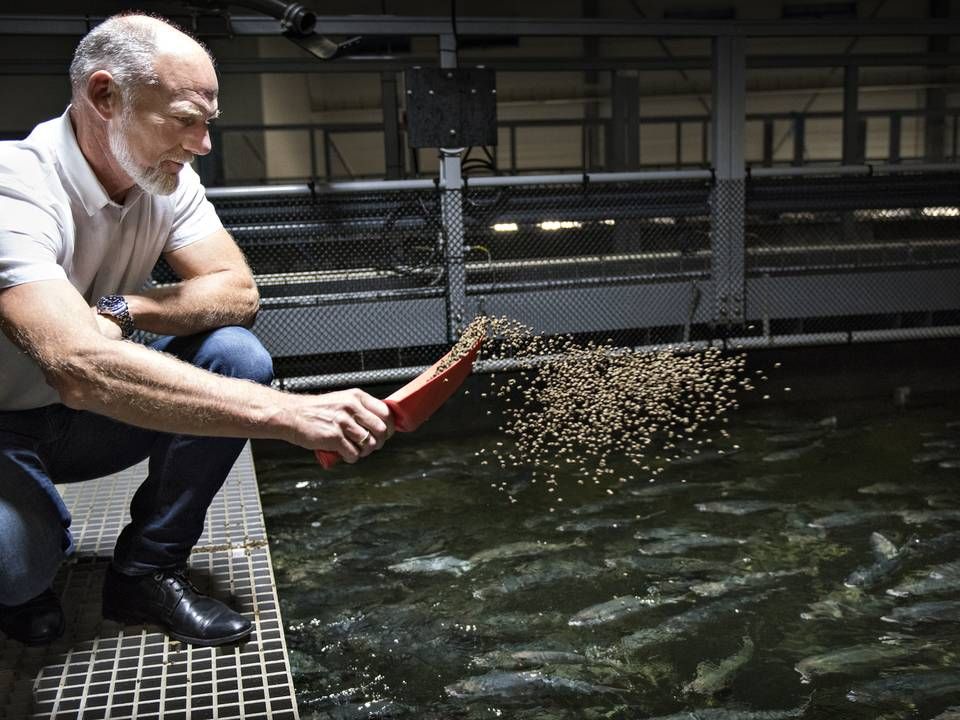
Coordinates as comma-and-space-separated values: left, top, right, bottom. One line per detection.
1, 14, 959, 38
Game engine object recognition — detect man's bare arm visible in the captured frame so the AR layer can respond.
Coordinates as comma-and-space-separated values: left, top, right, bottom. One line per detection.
123, 228, 260, 337
1, 279, 392, 463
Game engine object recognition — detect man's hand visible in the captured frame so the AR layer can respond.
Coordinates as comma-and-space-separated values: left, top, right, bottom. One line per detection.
285, 389, 395, 464
91, 306, 123, 340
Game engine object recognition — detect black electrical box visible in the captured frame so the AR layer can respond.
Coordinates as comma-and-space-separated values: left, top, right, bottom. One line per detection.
405, 67, 497, 148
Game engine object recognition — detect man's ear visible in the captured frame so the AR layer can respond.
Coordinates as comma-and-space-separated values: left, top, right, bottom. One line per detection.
86, 70, 121, 121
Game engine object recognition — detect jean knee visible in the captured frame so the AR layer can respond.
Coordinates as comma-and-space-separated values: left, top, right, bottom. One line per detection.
0, 500, 64, 606
200, 327, 274, 385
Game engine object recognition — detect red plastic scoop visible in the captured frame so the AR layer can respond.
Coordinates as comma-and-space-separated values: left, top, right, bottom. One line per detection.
315, 334, 484, 468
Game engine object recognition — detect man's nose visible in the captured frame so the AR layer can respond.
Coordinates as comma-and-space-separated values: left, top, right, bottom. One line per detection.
183, 126, 212, 156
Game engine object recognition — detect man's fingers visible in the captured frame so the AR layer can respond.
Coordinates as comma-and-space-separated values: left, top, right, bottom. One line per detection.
348, 398, 392, 444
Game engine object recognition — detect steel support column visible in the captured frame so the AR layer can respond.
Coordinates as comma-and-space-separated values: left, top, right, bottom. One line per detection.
609, 71, 640, 171
709, 35, 746, 327
381, 72, 403, 179
438, 33, 467, 341
925, 0, 950, 161
842, 64, 863, 165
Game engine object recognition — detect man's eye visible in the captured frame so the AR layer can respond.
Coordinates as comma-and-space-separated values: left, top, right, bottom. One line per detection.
175, 116, 196, 126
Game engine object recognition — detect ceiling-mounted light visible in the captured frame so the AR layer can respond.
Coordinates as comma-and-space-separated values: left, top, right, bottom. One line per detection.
185, 0, 361, 60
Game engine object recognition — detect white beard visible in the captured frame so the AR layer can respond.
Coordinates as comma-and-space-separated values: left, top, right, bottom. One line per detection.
108, 108, 191, 197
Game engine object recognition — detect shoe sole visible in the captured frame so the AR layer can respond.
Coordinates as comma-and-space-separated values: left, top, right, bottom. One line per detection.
103, 608, 252, 647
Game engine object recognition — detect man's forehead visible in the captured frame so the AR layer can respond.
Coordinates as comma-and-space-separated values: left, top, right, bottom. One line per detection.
151, 51, 219, 114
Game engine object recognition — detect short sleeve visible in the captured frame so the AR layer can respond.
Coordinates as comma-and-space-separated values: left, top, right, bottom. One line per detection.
165, 163, 224, 253
0, 192, 67, 290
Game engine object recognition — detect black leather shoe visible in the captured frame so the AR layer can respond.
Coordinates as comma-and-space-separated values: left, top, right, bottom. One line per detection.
0, 588, 65, 646
102, 566, 252, 647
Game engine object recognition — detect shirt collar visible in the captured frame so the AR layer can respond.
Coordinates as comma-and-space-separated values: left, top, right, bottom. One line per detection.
56, 107, 144, 217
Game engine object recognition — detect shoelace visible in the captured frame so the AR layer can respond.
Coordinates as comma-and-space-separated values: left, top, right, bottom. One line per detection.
153, 569, 201, 595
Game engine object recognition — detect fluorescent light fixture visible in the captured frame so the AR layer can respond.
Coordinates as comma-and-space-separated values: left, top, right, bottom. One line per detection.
601, 219, 616, 225
922, 206, 960, 217
539, 220, 583, 231
492, 222, 519, 232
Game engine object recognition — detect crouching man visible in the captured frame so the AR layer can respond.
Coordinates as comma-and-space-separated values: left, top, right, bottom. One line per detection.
0, 13, 392, 647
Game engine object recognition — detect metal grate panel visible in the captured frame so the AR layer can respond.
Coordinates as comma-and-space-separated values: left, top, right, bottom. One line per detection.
0, 444, 299, 720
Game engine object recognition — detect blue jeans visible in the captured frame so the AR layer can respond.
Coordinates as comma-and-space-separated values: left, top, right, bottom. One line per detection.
0, 327, 273, 606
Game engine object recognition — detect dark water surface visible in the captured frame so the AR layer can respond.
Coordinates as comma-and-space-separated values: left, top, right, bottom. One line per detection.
254, 390, 960, 720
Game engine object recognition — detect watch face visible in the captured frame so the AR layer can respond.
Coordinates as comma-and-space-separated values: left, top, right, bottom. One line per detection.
98, 295, 125, 314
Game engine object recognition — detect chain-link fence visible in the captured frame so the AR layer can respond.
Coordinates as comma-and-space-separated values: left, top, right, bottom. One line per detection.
196, 167, 960, 388
743, 169, 960, 344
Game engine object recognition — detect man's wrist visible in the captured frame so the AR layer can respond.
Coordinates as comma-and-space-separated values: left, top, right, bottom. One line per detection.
96, 295, 135, 338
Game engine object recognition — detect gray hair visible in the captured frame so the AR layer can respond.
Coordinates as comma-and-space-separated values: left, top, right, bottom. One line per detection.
69, 14, 208, 105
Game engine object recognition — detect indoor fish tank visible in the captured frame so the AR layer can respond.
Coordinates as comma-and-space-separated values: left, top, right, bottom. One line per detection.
253, 343, 960, 720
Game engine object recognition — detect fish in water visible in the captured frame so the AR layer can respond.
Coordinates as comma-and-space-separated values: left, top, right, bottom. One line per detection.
695, 500, 788, 515
765, 428, 830, 446
691, 569, 811, 598
762, 441, 823, 463
635, 528, 747, 555
857, 482, 917, 496
899, 509, 960, 526
671, 447, 742, 466
845, 532, 907, 589
682, 635, 755, 696
924, 439, 960, 449
568, 594, 681, 627
847, 670, 960, 705
388, 553, 473, 576
621, 592, 775, 651
470, 649, 592, 670
603, 555, 732, 577
467, 539, 584, 565
555, 518, 637, 533
882, 600, 960, 626
807, 510, 894, 529
627, 482, 696, 499
794, 641, 920, 682
801, 586, 893, 622
886, 560, 960, 598
912, 449, 955, 464
939, 459, 960, 470
444, 670, 623, 700
471, 560, 602, 599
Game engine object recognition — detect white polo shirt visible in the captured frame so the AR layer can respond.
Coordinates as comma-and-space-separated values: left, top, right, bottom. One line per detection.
0, 109, 223, 410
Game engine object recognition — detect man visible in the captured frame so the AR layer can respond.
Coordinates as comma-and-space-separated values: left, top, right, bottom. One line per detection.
0, 14, 393, 648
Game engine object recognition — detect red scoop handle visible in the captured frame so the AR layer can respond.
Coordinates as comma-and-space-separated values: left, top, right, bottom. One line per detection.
314, 335, 482, 469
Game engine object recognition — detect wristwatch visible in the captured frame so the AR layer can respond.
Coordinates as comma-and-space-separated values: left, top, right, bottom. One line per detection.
96, 295, 135, 339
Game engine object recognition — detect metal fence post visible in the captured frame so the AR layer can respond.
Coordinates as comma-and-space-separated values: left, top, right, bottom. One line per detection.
439, 32, 467, 341
709, 34, 746, 328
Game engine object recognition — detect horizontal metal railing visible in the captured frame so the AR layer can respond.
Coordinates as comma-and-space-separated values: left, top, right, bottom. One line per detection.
205, 162, 960, 199
202, 166, 960, 390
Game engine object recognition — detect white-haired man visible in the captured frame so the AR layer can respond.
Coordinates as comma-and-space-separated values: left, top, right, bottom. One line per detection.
0, 14, 393, 647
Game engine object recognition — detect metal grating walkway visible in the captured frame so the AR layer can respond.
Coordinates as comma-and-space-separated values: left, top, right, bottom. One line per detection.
0, 444, 300, 720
